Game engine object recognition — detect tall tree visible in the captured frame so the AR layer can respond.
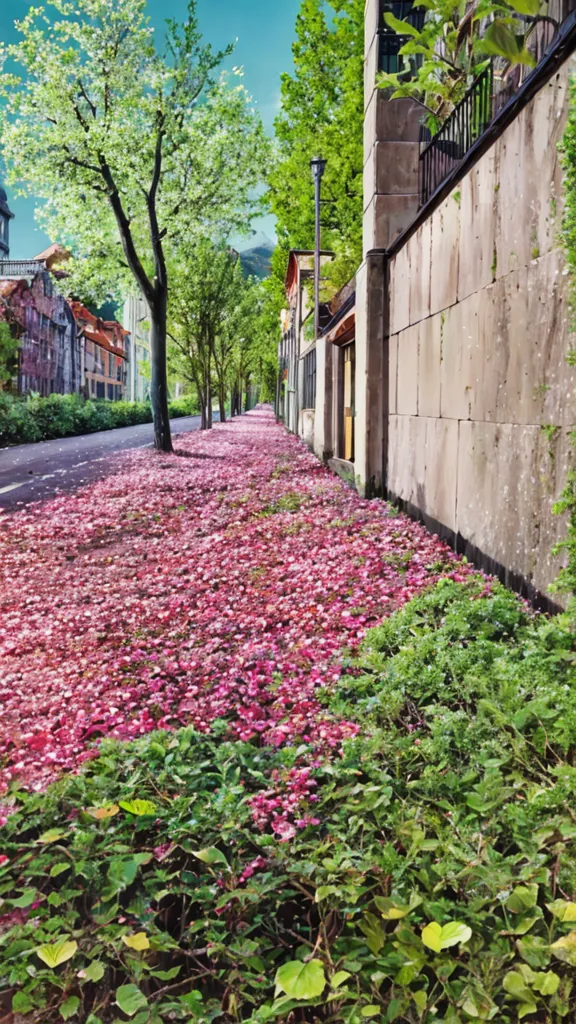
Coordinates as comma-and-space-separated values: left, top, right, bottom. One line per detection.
269, 0, 364, 295
0, 0, 268, 451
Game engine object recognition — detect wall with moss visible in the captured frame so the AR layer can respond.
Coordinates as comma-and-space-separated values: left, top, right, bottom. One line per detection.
386, 57, 576, 603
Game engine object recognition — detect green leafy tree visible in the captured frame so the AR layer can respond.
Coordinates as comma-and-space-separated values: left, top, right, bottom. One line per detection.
379, 0, 547, 131
270, 0, 364, 296
0, 319, 20, 389
0, 0, 268, 451
169, 242, 278, 426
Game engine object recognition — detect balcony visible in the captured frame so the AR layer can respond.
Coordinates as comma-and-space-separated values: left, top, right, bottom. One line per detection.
418, 3, 576, 205
0, 259, 47, 278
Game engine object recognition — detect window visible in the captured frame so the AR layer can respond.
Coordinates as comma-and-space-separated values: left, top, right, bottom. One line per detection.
109, 353, 115, 377
378, 0, 425, 74
107, 383, 114, 400
303, 348, 316, 410
96, 381, 105, 399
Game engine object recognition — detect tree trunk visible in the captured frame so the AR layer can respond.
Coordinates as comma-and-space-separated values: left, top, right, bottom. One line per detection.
148, 291, 173, 452
218, 384, 227, 423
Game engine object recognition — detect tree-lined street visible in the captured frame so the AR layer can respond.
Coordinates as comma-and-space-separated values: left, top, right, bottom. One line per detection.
0, 416, 213, 511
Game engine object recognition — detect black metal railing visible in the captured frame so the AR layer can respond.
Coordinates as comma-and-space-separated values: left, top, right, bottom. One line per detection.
418, 6, 571, 206
302, 348, 316, 411
378, 0, 425, 75
419, 64, 494, 206
0, 259, 47, 278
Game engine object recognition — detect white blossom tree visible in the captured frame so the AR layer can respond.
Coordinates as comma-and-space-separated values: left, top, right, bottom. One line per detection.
0, 0, 269, 450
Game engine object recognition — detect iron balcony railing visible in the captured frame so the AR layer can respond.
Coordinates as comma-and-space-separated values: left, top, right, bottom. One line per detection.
0, 259, 47, 278
419, 64, 494, 206
418, 6, 573, 206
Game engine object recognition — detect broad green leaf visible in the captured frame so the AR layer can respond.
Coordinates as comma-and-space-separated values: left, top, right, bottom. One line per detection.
361, 1006, 381, 1017
374, 896, 411, 919
115, 984, 149, 1017
503, 971, 533, 1000
506, 885, 538, 914
517, 1002, 538, 1019
547, 899, 576, 922
85, 804, 119, 820
275, 959, 326, 1000
315, 885, 339, 902
359, 912, 385, 954
79, 961, 105, 983
12, 992, 34, 1014
10, 888, 38, 908
60, 995, 80, 1020
191, 847, 229, 868
532, 970, 560, 996
122, 932, 150, 951
331, 971, 351, 989
422, 921, 472, 952
50, 863, 71, 878
461, 997, 480, 1018
476, 20, 535, 65
39, 828, 66, 844
36, 940, 78, 968
505, 0, 540, 13
412, 989, 427, 1011
383, 11, 422, 37
550, 930, 576, 966
149, 966, 182, 980
106, 857, 139, 893
119, 799, 156, 817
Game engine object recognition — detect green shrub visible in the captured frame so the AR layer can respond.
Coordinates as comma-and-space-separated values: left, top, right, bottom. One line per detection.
0, 392, 199, 446
1, 579, 576, 1022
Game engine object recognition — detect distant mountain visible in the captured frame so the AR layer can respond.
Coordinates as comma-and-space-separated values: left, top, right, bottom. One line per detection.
239, 233, 274, 280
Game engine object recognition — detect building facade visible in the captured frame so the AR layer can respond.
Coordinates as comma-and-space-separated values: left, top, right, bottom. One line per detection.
0, 187, 14, 261
0, 269, 81, 396
281, 0, 576, 605
123, 294, 151, 403
69, 302, 129, 401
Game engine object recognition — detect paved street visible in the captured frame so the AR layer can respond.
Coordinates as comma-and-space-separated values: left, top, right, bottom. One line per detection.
0, 415, 208, 511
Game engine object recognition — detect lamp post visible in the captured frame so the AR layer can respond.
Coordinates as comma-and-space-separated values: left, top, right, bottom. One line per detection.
310, 157, 327, 341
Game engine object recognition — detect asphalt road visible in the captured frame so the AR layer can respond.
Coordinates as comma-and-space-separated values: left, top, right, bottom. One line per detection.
0, 415, 206, 512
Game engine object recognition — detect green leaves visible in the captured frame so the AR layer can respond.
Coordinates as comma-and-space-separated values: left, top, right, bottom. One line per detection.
476, 20, 535, 65
79, 961, 105, 983
383, 11, 421, 37
36, 940, 78, 968
421, 921, 472, 953
275, 960, 326, 1000
550, 930, 576, 965
59, 995, 80, 1020
115, 984, 149, 1017
547, 899, 576, 922
191, 847, 229, 868
119, 799, 156, 817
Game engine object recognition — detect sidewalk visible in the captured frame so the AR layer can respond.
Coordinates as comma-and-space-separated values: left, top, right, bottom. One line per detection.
0, 408, 468, 796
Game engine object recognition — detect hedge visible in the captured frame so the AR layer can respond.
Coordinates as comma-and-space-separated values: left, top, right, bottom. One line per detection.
0, 578, 575, 1022
0, 393, 199, 447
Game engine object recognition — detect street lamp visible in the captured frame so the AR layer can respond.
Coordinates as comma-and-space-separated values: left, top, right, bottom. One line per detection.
310, 157, 327, 341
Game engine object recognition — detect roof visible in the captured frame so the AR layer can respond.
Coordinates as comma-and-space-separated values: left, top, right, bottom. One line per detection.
33, 244, 71, 269
285, 248, 335, 295
69, 300, 128, 359
322, 291, 356, 346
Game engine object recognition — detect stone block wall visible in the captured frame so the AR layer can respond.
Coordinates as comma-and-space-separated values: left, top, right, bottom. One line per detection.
388, 59, 576, 602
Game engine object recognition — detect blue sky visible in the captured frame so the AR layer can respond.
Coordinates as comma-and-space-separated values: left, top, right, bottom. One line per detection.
0, 0, 300, 258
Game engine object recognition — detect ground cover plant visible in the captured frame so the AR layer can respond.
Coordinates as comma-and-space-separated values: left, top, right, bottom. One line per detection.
1, 578, 576, 1022
0, 394, 199, 447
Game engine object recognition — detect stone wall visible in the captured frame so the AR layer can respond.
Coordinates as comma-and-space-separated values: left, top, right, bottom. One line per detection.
388, 59, 576, 602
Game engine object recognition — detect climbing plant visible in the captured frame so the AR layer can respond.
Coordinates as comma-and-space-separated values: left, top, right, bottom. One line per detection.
378, 0, 548, 131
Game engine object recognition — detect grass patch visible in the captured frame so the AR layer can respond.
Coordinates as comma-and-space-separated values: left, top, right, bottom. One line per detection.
1, 579, 576, 1022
